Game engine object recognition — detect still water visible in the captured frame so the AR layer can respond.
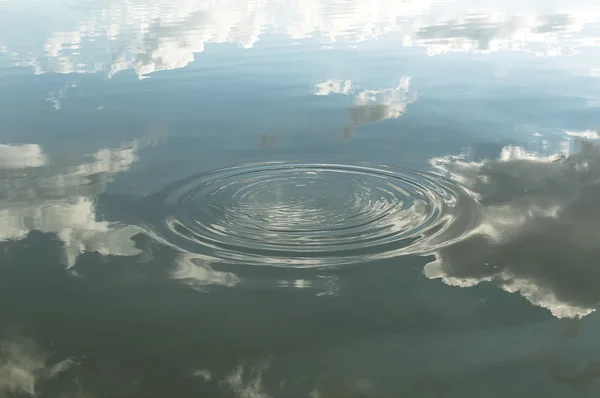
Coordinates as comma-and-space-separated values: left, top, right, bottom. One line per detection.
1, 0, 600, 396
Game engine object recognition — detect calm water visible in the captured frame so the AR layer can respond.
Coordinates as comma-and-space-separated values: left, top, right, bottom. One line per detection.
1, 0, 600, 397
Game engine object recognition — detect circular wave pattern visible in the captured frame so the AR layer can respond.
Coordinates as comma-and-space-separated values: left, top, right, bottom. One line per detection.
150, 162, 466, 267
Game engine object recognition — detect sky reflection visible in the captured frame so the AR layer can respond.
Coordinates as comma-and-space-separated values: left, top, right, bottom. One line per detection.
2, 0, 600, 396
1, 0, 599, 78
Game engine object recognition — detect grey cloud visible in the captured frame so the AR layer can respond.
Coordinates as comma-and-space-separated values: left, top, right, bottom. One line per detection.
426, 139, 600, 318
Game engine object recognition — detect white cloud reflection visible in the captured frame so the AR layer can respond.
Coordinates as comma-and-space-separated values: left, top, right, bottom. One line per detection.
314, 80, 352, 96
276, 275, 339, 296
0, 140, 240, 289
0, 144, 47, 169
316, 78, 416, 119
170, 254, 241, 291
46, 83, 78, 111
2, 0, 599, 78
0, 328, 75, 397
409, 11, 600, 56
0, 142, 143, 267
425, 132, 600, 319
315, 77, 417, 139
349, 77, 417, 124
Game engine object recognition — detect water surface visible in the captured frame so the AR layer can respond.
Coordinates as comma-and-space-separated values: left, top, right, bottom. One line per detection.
2, 0, 600, 396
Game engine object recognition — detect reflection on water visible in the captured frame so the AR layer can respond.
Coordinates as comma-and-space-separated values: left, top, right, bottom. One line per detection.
146, 161, 475, 267
2, 0, 600, 396
0, 141, 143, 267
315, 78, 417, 141
2, 0, 600, 77
427, 138, 600, 319
0, 326, 77, 397
0, 139, 244, 291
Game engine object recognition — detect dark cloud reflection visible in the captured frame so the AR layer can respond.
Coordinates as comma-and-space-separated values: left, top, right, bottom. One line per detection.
426, 139, 600, 318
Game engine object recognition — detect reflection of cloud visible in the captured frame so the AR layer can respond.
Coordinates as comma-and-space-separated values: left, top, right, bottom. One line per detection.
314, 80, 352, 96
566, 130, 600, 140
0, 327, 75, 396
46, 83, 78, 110
223, 364, 271, 398
8, 0, 429, 78
349, 77, 417, 124
0, 142, 143, 267
5, 0, 599, 77
191, 368, 212, 382
0, 144, 47, 169
316, 77, 416, 123
409, 13, 588, 55
315, 77, 417, 140
276, 275, 340, 296
170, 254, 241, 291
0, 138, 237, 288
425, 136, 600, 319
199, 361, 375, 398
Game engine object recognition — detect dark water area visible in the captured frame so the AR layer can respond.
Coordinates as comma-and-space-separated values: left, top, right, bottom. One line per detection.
2, 0, 600, 397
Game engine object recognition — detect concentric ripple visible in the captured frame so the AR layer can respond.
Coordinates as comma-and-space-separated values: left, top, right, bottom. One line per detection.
148, 162, 473, 267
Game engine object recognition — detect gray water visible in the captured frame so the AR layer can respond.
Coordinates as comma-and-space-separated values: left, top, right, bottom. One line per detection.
2, 0, 600, 397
